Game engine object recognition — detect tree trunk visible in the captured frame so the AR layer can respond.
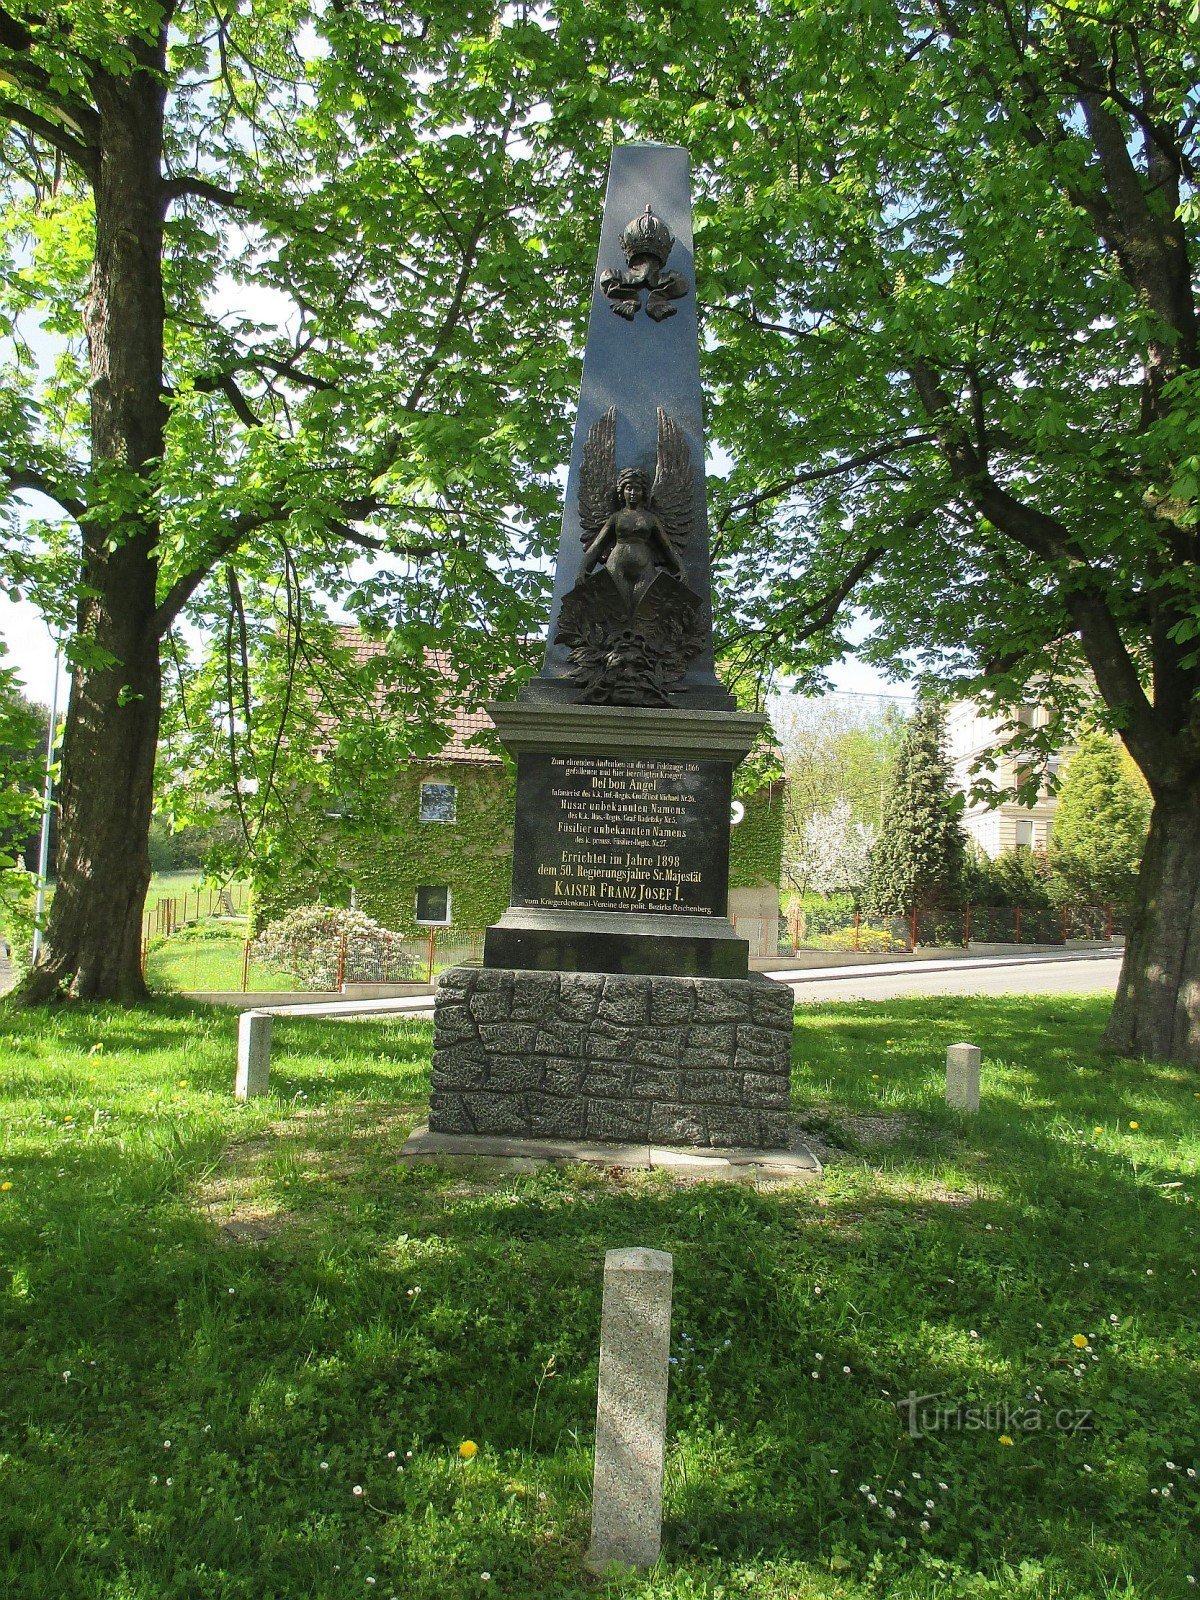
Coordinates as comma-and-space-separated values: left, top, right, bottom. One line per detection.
1104, 788, 1200, 1066
19, 45, 167, 1003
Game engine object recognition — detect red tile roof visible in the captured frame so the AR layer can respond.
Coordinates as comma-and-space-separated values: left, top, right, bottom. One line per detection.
330, 629, 504, 765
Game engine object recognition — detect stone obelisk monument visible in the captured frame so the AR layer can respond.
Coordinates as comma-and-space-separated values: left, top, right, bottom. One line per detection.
428, 145, 795, 1149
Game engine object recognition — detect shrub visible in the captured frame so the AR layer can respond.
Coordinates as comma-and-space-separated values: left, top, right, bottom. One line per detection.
253, 904, 420, 989
819, 924, 907, 952
1051, 733, 1150, 909
0, 867, 36, 978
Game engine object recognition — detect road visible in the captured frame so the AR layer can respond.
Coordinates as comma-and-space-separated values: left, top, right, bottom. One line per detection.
768, 950, 1121, 1004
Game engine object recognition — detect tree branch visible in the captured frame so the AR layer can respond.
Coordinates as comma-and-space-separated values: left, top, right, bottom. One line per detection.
716, 434, 936, 530
163, 173, 249, 209
2, 467, 87, 523
0, 6, 100, 153
0, 95, 95, 172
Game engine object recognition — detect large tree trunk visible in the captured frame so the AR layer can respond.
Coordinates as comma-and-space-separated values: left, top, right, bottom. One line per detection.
1104, 788, 1200, 1065
19, 45, 167, 1003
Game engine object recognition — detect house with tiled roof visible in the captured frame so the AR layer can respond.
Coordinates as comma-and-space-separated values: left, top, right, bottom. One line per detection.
255, 631, 786, 955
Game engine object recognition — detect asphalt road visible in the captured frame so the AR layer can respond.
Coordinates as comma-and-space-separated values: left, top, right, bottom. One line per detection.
776, 952, 1122, 1004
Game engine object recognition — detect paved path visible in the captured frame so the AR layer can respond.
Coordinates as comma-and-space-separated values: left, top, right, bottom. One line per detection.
258, 948, 1122, 1022
776, 950, 1121, 1004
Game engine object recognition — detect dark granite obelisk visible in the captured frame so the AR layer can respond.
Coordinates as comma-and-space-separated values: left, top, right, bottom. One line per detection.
483, 143, 765, 981
427, 145, 796, 1151
528, 144, 729, 710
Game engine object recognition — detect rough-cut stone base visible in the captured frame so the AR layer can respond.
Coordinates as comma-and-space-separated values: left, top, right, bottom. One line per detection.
430, 966, 794, 1149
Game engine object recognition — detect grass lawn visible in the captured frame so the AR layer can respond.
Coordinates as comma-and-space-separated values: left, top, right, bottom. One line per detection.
144, 929, 298, 994
0, 993, 1197, 1598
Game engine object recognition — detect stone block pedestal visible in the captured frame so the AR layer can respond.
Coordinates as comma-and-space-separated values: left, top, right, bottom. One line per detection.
430, 966, 794, 1150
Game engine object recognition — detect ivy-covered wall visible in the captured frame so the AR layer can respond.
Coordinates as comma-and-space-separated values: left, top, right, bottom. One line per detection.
729, 779, 785, 889
255, 762, 784, 932
255, 762, 515, 934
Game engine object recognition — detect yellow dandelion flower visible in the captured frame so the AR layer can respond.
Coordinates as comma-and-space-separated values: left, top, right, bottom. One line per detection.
1072, 1334, 1089, 1349
1129, 1121, 1139, 1131
458, 1440, 478, 1460
0, 1181, 11, 1191
1093, 1126, 1103, 1135
999, 1435, 1014, 1446
178, 1080, 187, 1088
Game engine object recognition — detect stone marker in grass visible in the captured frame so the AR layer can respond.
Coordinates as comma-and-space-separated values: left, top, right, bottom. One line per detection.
235, 1010, 272, 1100
586, 1246, 673, 1572
946, 1042, 981, 1113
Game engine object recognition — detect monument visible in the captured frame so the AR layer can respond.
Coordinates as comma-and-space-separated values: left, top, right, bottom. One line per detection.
428, 144, 796, 1150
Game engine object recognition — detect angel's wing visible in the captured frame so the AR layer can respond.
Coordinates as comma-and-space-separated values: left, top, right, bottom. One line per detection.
578, 406, 617, 544
650, 407, 694, 558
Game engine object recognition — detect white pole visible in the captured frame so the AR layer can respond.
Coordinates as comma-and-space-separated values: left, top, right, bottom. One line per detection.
30, 645, 62, 966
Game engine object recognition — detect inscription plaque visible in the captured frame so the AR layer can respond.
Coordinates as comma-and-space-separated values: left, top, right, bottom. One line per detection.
510, 753, 731, 918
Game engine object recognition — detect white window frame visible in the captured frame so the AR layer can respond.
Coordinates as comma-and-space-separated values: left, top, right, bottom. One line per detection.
415, 885, 452, 926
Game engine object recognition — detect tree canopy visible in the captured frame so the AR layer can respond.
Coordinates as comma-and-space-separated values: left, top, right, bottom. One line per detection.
2, 0, 1198, 1054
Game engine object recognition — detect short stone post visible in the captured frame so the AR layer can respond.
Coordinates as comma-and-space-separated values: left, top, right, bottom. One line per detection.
946, 1042, 981, 1113
235, 1010, 272, 1101
586, 1247, 673, 1572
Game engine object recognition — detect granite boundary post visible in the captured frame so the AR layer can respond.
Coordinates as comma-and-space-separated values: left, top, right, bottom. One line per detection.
586, 1246, 673, 1571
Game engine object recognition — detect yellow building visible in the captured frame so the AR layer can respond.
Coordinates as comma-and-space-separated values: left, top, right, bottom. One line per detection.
945, 701, 1070, 858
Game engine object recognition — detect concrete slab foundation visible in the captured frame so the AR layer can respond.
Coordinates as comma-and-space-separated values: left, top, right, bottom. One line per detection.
400, 1123, 821, 1183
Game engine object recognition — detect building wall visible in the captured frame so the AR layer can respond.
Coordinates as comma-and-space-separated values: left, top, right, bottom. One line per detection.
946, 700, 1067, 861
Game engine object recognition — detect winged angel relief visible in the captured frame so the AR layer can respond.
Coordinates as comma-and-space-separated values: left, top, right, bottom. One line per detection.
554, 407, 704, 706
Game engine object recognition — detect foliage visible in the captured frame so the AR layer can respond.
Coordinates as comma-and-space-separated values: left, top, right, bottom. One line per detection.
252, 904, 419, 991
965, 846, 1059, 912
522, 0, 1200, 1055
773, 693, 907, 883
0, 994, 1197, 1596
787, 796, 876, 898
868, 701, 967, 917
147, 815, 242, 875
728, 778, 785, 891
1051, 735, 1153, 910
0, 642, 43, 877
0, 0, 601, 995
0, 864, 35, 973
252, 761, 516, 935
817, 923, 906, 953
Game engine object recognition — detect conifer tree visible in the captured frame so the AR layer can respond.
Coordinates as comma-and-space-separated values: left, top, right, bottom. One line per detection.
868, 701, 965, 918
1051, 735, 1151, 910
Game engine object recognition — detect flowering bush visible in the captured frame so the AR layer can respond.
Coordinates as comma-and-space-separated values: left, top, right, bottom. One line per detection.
820, 924, 907, 953
253, 904, 419, 989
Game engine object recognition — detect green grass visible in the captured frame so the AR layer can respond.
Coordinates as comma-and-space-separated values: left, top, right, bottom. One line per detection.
0, 993, 1197, 1598
144, 928, 299, 993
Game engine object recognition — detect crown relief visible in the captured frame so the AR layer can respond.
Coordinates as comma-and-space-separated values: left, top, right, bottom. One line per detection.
599, 202, 690, 322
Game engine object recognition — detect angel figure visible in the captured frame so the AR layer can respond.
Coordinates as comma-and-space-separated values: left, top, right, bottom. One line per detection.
577, 406, 694, 616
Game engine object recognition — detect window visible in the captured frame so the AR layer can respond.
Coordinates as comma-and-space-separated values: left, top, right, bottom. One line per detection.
419, 781, 457, 823
415, 885, 451, 925
1013, 818, 1033, 850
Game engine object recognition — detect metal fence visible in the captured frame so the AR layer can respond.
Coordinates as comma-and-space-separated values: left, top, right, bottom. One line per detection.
780, 901, 1119, 957
142, 910, 486, 994
142, 889, 1121, 992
